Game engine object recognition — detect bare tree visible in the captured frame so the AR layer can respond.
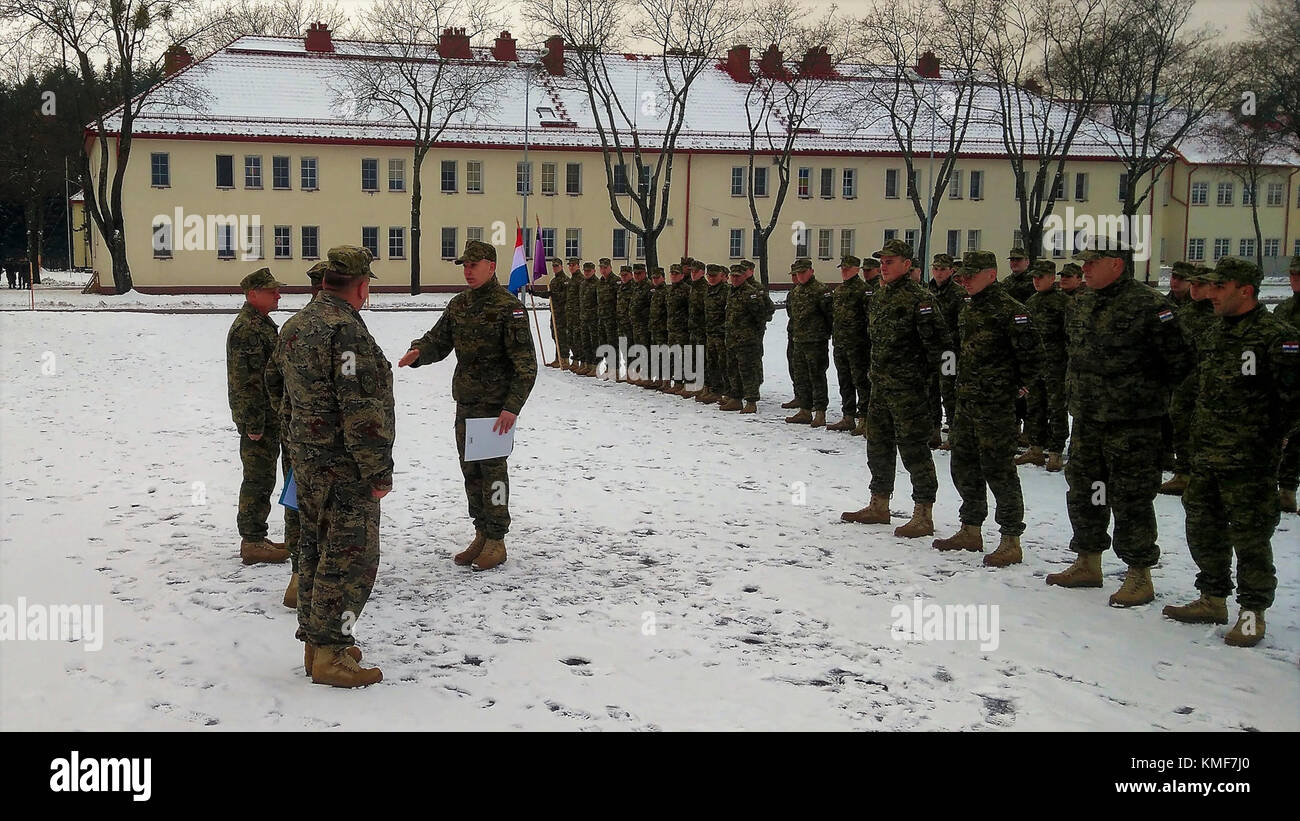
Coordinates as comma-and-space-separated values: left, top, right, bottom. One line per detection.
524, 0, 743, 272
1247, 0, 1300, 154
1203, 112, 1291, 272
335, 0, 508, 294
199, 0, 354, 55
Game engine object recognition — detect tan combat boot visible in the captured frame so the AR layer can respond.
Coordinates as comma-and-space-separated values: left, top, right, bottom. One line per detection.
1044, 451, 1064, 472
694, 389, 714, 403
841, 494, 890, 524
472, 538, 507, 571
240, 538, 290, 565
1224, 610, 1265, 647
893, 503, 934, 538
739, 401, 757, 414
785, 409, 813, 424
311, 646, 382, 688
680, 388, 701, 399
933, 524, 983, 552
1014, 445, 1045, 466
1108, 565, 1154, 607
1278, 488, 1296, 513
928, 428, 942, 449
826, 416, 854, 432
1158, 473, 1189, 495
698, 391, 720, 405
1161, 593, 1228, 624
664, 383, 684, 395
851, 417, 867, 437
780, 398, 801, 409
1045, 552, 1103, 588
283, 572, 298, 609
983, 534, 1023, 567
303, 643, 363, 676
809, 411, 826, 428
718, 398, 743, 411
454, 531, 486, 566
560, 357, 570, 369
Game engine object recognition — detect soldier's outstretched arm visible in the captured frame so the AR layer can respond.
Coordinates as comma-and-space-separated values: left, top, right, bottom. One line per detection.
405, 312, 455, 367
229, 326, 269, 437
503, 303, 539, 415
333, 324, 395, 490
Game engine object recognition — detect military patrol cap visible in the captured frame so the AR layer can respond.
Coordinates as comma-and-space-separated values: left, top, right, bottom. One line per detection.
240, 267, 285, 291
681, 257, 695, 268
652, 267, 665, 279
1060, 262, 1083, 278
840, 254, 862, 268
792, 257, 814, 273
598, 257, 612, 267
730, 263, 745, 274
1209, 256, 1263, 288
702, 263, 723, 275
1031, 259, 1057, 277
1008, 246, 1028, 260
633, 263, 647, 272
305, 261, 330, 284
566, 256, 581, 265
1072, 246, 1125, 261
669, 263, 682, 274
1185, 264, 1215, 284
583, 261, 595, 271
1289, 254, 1300, 274
741, 259, 756, 271
453, 239, 496, 265
957, 250, 998, 275
873, 238, 914, 259
325, 246, 377, 279
1170, 261, 1196, 279
548, 256, 562, 265
931, 253, 954, 268
620, 264, 633, 274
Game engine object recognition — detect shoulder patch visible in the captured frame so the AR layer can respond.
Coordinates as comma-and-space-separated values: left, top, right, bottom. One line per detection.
1283, 341, 1299, 354
1157, 308, 1174, 322
511, 308, 525, 319
1014, 313, 1030, 325
918, 304, 934, 315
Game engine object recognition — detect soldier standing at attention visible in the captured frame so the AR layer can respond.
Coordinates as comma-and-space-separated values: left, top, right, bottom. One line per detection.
1059, 263, 1083, 298
664, 263, 692, 394
648, 267, 669, 389
271, 246, 392, 687
841, 240, 951, 538
683, 259, 708, 399
595, 258, 618, 378
564, 257, 585, 373
400, 240, 538, 572
699, 264, 731, 405
933, 251, 1044, 566
1018, 259, 1069, 471
630, 264, 653, 385
227, 267, 292, 566
578, 261, 599, 376
852, 258, 882, 437
1004, 247, 1036, 444
827, 255, 870, 433
785, 258, 834, 428
1045, 246, 1192, 606
722, 261, 771, 414
1159, 262, 1217, 495
781, 264, 803, 412
1272, 254, 1300, 513
544, 257, 569, 369
927, 253, 963, 449
1162, 257, 1299, 646
615, 264, 635, 381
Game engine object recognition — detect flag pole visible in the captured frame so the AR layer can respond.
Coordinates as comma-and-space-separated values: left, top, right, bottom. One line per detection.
540, 216, 560, 366
518, 218, 547, 367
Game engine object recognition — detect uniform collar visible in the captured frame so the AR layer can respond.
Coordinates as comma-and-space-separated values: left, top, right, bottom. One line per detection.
319, 291, 361, 320
242, 301, 278, 329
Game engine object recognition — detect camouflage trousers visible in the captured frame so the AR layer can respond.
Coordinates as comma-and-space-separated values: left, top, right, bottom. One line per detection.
549, 302, 568, 359
567, 313, 585, 361
1183, 467, 1279, 610
1064, 417, 1162, 568
1026, 367, 1069, 453
600, 319, 618, 367
725, 343, 764, 402
237, 424, 297, 552
617, 321, 633, 369
631, 322, 650, 357
705, 335, 729, 394
931, 372, 956, 430
455, 405, 512, 540
1167, 378, 1197, 475
1277, 433, 1299, 492
291, 457, 380, 650
833, 344, 870, 418
950, 400, 1024, 535
786, 331, 799, 403
790, 340, 830, 411
867, 387, 939, 503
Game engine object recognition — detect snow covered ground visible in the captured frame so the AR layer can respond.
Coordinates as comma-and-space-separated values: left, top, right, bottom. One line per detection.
1, 307, 1296, 731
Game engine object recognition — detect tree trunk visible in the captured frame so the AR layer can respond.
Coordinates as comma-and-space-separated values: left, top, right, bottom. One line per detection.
410, 150, 424, 295
757, 232, 770, 288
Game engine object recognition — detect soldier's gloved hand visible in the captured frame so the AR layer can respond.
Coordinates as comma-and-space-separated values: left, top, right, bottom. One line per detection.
247, 432, 262, 441
493, 411, 517, 436
372, 486, 390, 499
1017, 386, 1029, 398
398, 349, 420, 367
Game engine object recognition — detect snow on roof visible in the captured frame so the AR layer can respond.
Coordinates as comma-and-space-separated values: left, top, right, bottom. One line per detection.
98, 34, 1140, 159
1174, 110, 1300, 166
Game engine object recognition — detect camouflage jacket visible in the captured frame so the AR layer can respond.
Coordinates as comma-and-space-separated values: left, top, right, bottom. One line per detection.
1190, 303, 1300, 469
1025, 286, 1070, 365
1273, 293, 1300, 331
725, 277, 769, 347
548, 272, 569, 313
831, 275, 869, 351
565, 275, 583, 327
705, 280, 729, 338
867, 275, 953, 394
955, 282, 1045, 404
689, 277, 708, 341
227, 302, 280, 436
580, 274, 599, 327
1178, 297, 1218, 353
1003, 270, 1036, 304
927, 276, 964, 337
649, 282, 668, 336
1064, 274, 1192, 422
596, 274, 618, 322
409, 276, 538, 416
268, 293, 395, 488
631, 279, 652, 330
788, 276, 834, 343
616, 279, 635, 327
667, 280, 691, 341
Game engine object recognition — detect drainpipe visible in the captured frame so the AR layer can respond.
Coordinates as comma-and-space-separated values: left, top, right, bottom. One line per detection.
684, 151, 692, 258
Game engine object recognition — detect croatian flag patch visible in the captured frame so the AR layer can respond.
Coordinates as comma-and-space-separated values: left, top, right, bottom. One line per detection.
1014, 313, 1029, 325
1283, 341, 1299, 354
512, 308, 525, 319
918, 304, 934, 314
1157, 309, 1174, 322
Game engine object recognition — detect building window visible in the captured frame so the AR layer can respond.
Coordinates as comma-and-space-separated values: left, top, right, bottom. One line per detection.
152, 220, 171, 258
540, 228, 556, 259
1216, 182, 1233, 206
565, 228, 581, 259
541, 162, 557, 195
466, 161, 483, 193
795, 226, 809, 258
797, 167, 811, 198
612, 228, 627, 259
1051, 231, 1065, 258
440, 160, 457, 193
388, 159, 405, 192
244, 156, 262, 189
884, 229, 898, 242
754, 166, 769, 197
362, 227, 379, 259
151, 153, 169, 187
967, 229, 981, 252
1266, 182, 1284, 206
389, 227, 405, 259
904, 229, 919, 253
274, 226, 291, 259
1239, 238, 1256, 258
517, 162, 532, 195
1118, 173, 1130, 202
1052, 173, 1066, 200
1294, 239, 1300, 257
467, 226, 484, 244
1187, 238, 1205, 261
816, 228, 833, 259
949, 170, 963, 199
969, 170, 983, 200
752, 230, 764, 258
613, 164, 629, 195
635, 233, 645, 259
441, 227, 457, 260
246, 224, 263, 259
1213, 237, 1230, 259
820, 168, 834, 198
301, 226, 319, 259
842, 168, 857, 199
729, 228, 744, 258
362, 158, 378, 192
216, 155, 234, 188
731, 167, 745, 197
1263, 238, 1280, 258
885, 168, 899, 199
638, 165, 651, 197
1242, 184, 1256, 206
906, 170, 918, 199
840, 229, 855, 259
1190, 181, 1208, 205
946, 230, 960, 257
300, 157, 318, 190
1074, 173, 1088, 201
217, 223, 236, 259
272, 156, 290, 190
1013, 229, 1024, 248
566, 162, 581, 195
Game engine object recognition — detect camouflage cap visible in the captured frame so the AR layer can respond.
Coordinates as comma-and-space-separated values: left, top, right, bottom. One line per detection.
1289, 254, 1300, 274
325, 246, 377, 279
306, 261, 331, 284
548, 257, 562, 265
1031, 259, 1057, 277
792, 257, 814, 273
862, 258, 881, 270
598, 257, 612, 267
1008, 246, 1029, 260
741, 259, 756, 271
669, 263, 682, 275
873, 238, 913, 259
633, 262, 647, 272
454, 239, 496, 265
840, 254, 862, 268
681, 257, 696, 268
931, 253, 954, 268
730, 263, 745, 274
240, 267, 285, 291
566, 256, 581, 265
701, 263, 724, 275
1170, 260, 1197, 279
958, 250, 998, 275
1060, 262, 1083, 277
620, 264, 633, 274
1208, 256, 1263, 288
583, 261, 596, 271
1071, 247, 1125, 261
652, 266, 664, 277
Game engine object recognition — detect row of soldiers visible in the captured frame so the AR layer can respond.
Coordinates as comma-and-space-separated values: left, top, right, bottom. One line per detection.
532, 256, 776, 412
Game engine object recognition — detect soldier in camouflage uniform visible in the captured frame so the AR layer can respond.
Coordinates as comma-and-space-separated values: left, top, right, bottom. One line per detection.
722, 262, 771, 414
648, 268, 669, 388
780, 265, 802, 411
1018, 259, 1070, 472
827, 255, 870, 432
1272, 254, 1300, 512
564, 258, 585, 373
629, 264, 653, 385
785, 258, 834, 427
1045, 246, 1193, 607
1004, 247, 1036, 444
270, 246, 392, 688
1059, 262, 1083, 299
851, 258, 882, 436
227, 267, 293, 566
1162, 257, 1300, 646
401, 239, 538, 572
933, 251, 1045, 566
664, 263, 692, 393
683, 260, 708, 399
842, 240, 952, 538
595, 258, 618, 377
1158, 262, 1218, 495
545, 257, 569, 368
927, 253, 964, 449
615, 264, 635, 381
578, 262, 599, 376
699, 264, 731, 405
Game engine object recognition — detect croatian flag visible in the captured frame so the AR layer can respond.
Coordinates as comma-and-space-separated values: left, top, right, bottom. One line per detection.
507, 227, 530, 295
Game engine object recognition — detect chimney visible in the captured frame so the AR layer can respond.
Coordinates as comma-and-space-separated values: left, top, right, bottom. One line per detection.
163, 45, 192, 75
758, 44, 785, 79
542, 35, 565, 76
799, 46, 832, 78
437, 27, 472, 60
724, 44, 752, 83
492, 30, 518, 62
305, 22, 334, 53
916, 50, 940, 79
